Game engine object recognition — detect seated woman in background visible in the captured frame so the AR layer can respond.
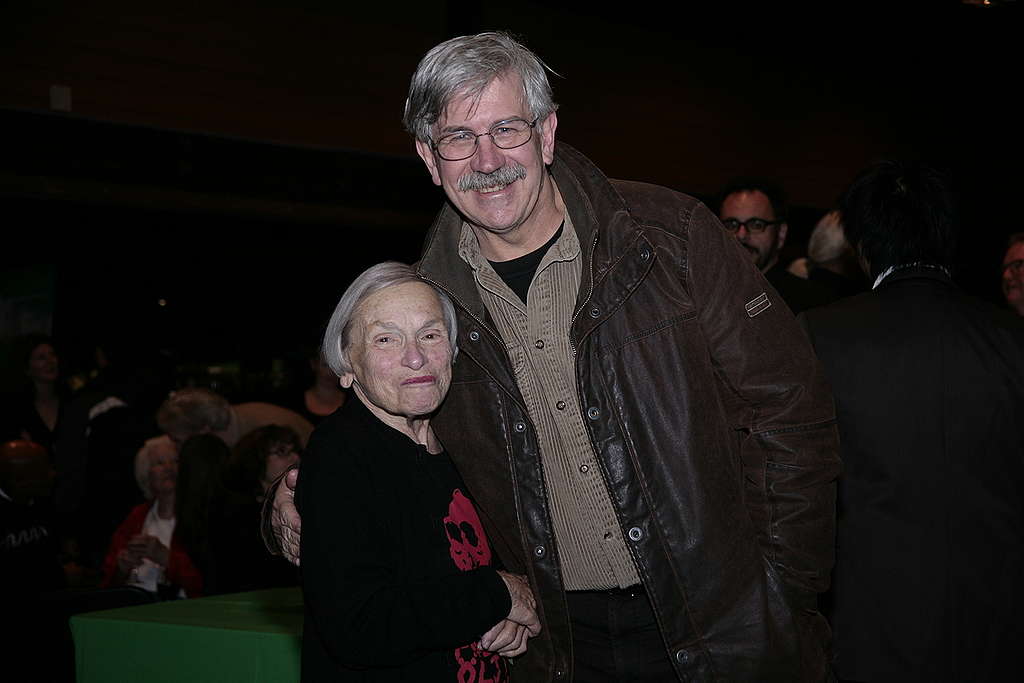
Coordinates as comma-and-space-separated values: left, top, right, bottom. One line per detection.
203, 425, 301, 594
228, 424, 301, 501
100, 436, 201, 598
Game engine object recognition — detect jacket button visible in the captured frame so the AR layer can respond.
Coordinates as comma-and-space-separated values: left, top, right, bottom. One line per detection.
639, 247, 651, 261
556, 400, 567, 410
534, 339, 544, 349
586, 407, 600, 420
675, 649, 689, 664
628, 526, 643, 541
579, 464, 589, 473
533, 545, 546, 558
513, 421, 526, 433
554, 670, 565, 679
589, 306, 601, 318
468, 330, 480, 342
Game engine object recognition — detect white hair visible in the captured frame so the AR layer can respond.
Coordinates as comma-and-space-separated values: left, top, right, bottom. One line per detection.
322, 262, 458, 377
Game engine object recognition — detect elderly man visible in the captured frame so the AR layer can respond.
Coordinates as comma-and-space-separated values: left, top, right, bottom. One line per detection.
269, 32, 840, 681
719, 179, 834, 313
1002, 232, 1024, 316
801, 161, 1024, 681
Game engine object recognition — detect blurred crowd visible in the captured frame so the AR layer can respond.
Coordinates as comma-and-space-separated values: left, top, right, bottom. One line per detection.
2, 162, 1021, 682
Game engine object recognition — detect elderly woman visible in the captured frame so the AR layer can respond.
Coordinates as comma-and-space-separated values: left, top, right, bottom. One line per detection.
297, 262, 538, 682
100, 435, 202, 598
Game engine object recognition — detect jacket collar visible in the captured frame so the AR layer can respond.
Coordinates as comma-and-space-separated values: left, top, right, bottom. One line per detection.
873, 262, 954, 290
416, 142, 640, 324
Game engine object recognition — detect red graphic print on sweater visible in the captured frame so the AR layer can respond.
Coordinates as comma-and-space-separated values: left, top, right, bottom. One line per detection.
445, 489, 505, 682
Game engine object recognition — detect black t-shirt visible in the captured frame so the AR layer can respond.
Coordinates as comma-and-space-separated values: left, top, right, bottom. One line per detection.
489, 222, 564, 304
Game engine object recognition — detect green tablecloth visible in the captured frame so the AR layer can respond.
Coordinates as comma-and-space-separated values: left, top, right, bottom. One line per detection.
71, 587, 303, 683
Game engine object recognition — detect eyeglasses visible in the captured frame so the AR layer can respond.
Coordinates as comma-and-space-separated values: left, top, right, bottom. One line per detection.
721, 217, 783, 234
431, 118, 539, 161
1003, 259, 1024, 276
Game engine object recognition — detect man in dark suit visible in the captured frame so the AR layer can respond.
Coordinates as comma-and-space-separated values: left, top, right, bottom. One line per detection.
801, 161, 1024, 682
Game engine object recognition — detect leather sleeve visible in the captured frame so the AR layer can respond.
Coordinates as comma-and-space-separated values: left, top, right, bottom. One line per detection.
686, 201, 842, 598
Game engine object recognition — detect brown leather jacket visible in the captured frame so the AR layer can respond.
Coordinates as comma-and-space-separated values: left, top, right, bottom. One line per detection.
417, 143, 841, 682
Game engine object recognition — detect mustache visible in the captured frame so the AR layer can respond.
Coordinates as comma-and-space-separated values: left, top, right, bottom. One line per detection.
458, 164, 527, 192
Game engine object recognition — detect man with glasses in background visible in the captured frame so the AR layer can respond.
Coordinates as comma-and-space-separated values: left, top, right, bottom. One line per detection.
719, 179, 833, 313
267, 32, 841, 682
1001, 232, 1024, 316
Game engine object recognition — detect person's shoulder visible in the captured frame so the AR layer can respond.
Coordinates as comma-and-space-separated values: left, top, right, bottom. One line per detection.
300, 403, 374, 472
610, 179, 705, 217
119, 500, 152, 527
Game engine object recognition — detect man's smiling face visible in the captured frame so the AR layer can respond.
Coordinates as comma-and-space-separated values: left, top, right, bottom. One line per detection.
415, 73, 557, 241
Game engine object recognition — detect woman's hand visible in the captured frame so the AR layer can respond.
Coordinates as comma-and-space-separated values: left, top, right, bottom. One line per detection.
478, 571, 541, 657
115, 547, 143, 578
479, 619, 530, 657
127, 534, 169, 566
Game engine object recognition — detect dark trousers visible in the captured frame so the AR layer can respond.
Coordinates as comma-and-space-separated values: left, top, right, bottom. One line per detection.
566, 586, 680, 682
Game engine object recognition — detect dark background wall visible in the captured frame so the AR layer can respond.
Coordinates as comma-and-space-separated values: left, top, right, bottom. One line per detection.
2, 1, 1019, 386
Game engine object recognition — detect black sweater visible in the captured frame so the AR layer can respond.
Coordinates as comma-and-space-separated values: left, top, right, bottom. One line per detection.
296, 397, 512, 682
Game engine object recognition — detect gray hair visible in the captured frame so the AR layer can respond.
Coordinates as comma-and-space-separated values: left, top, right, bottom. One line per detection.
157, 387, 232, 437
808, 210, 851, 265
322, 262, 459, 376
403, 31, 558, 143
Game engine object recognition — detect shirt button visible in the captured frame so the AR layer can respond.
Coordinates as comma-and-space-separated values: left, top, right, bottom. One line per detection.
589, 306, 601, 318
513, 421, 526, 433
534, 339, 544, 349
628, 526, 643, 541
586, 407, 600, 420
556, 400, 566, 410
579, 464, 589, 473
533, 545, 546, 558
468, 330, 480, 342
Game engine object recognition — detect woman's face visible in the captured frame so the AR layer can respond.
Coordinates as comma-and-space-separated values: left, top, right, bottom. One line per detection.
148, 447, 178, 499
341, 282, 453, 425
27, 343, 59, 384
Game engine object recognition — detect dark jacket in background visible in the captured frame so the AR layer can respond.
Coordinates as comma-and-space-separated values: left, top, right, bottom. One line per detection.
764, 263, 835, 314
801, 267, 1024, 682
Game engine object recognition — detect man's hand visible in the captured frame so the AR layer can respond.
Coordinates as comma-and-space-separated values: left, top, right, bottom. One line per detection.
271, 467, 302, 565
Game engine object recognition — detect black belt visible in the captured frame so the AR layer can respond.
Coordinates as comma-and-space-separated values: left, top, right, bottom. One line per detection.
569, 583, 646, 599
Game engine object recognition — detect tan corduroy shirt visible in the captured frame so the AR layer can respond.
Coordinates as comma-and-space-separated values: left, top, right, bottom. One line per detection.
458, 214, 640, 590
